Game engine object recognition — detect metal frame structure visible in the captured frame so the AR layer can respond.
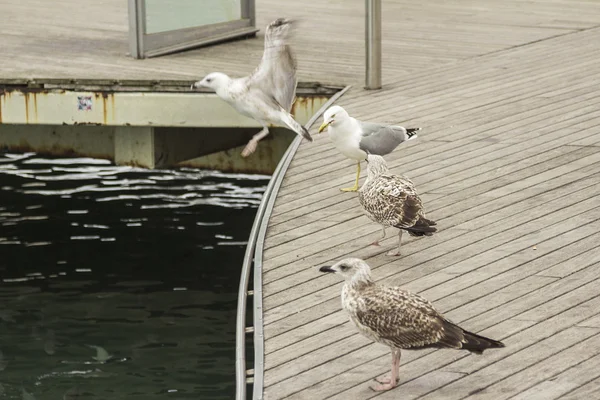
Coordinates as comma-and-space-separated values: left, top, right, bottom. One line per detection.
365, 0, 382, 89
235, 86, 351, 400
128, 0, 258, 59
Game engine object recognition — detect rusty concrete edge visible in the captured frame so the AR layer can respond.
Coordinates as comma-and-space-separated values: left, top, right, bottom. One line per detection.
236, 85, 351, 400
0, 80, 344, 95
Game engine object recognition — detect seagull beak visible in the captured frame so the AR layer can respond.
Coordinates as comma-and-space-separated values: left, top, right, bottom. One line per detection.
191, 81, 202, 90
318, 120, 332, 133
319, 266, 335, 273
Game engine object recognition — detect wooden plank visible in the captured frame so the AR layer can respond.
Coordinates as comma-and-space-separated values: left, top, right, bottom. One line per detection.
262, 212, 600, 384
463, 331, 600, 400
2, 0, 600, 85
267, 159, 596, 322
266, 225, 600, 362
510, 353, 600, 400
267, 114, 600, 244
319, 270, 600, 400
264, 185, 600, 312
396, 327, 600, 400
261, 8, 600, 395
261, 175, 600, 340
560, 377, 600, 400
270, 274, 600, 398
271, 122, 600, 228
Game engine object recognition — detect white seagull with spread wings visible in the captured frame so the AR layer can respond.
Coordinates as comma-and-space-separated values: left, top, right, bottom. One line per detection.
192, 18, 312, 157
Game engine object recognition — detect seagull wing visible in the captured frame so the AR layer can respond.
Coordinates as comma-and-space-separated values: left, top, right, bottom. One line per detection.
354, 286, 449, 349
359, 174, 424, 228
358, 122, 415, 156
246, 18, 298, 112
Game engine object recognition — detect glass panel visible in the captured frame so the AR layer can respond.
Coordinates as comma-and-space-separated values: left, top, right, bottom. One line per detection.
144, 0, 242, 34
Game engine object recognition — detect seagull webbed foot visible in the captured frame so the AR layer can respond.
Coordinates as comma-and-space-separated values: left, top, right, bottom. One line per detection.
375, 375, 395, 384
241, 140, 258, 157
370, 381, 397, 391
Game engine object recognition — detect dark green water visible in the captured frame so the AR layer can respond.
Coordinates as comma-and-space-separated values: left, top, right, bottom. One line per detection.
0, 152, 269, 399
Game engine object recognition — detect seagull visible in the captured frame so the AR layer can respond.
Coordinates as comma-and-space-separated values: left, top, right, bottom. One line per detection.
359, 154, 436, 256
319, 258, 505, 392
191, 18, 312, 157
318, 105, 419, 191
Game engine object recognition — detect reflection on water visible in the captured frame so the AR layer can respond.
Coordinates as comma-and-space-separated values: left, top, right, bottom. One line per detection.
0, 153, 269, 399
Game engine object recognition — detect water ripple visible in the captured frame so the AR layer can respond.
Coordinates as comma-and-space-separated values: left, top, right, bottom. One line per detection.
0, 152, 269, 400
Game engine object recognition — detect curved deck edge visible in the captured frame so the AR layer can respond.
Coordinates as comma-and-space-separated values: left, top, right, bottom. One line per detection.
235, 85, 351, 400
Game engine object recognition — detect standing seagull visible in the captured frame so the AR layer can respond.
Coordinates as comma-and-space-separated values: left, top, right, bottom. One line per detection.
359, 154, 436, 256
319, 258, 505, 392
318, 105, 420, 191
192, 18, 312, 157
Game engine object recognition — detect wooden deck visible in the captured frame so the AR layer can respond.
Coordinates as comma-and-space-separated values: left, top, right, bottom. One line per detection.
3, 1, 600, 399
258, 2, 600, 400
1, 0, 599, 85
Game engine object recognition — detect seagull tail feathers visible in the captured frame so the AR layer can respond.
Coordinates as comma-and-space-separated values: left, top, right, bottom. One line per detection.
433, 321, 505, 354
280, 112, 313, 142
460, 328, 505, 355
403, 217, 437, 237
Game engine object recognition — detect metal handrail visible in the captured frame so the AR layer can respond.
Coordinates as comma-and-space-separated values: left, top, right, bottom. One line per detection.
235, 125, 301, 400
234, 86, 351, 400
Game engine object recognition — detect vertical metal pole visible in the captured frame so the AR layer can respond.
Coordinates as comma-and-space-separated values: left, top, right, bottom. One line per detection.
128, 0, 146, 59
365, 0, 382, 89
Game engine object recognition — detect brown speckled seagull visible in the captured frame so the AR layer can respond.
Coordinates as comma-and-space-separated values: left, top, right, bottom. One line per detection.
359, 154, 436, 256
319, 258, 505, 392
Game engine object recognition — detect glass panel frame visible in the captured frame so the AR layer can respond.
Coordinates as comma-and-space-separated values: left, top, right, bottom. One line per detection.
128, 0, 257, 59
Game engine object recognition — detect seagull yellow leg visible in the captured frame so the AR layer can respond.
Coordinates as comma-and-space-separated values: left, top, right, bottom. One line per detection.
340, 161, 360, 192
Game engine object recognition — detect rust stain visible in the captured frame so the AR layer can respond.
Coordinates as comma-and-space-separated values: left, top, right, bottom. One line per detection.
1, 87, 77, 124
96, 92, 114, 125
24, 92, 29, 123
102, 95, 107, 125
290, 95, 327, 120
111, 93, 115, 122
32, 92, 38, 122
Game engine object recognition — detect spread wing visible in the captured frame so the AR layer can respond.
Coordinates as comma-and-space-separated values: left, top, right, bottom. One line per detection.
359, 174, 424, 228
246, 18, 297, 112
354, 286, 450, 349
358, 122, 412, 156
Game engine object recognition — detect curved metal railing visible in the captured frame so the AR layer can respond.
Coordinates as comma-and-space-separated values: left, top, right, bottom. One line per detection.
235, 86, 351, 400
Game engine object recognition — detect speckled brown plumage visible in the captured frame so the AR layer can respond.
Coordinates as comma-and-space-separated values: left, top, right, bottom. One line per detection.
347, 283, 502, 354
358, 154, 436, 255
320, 258, 505, 392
